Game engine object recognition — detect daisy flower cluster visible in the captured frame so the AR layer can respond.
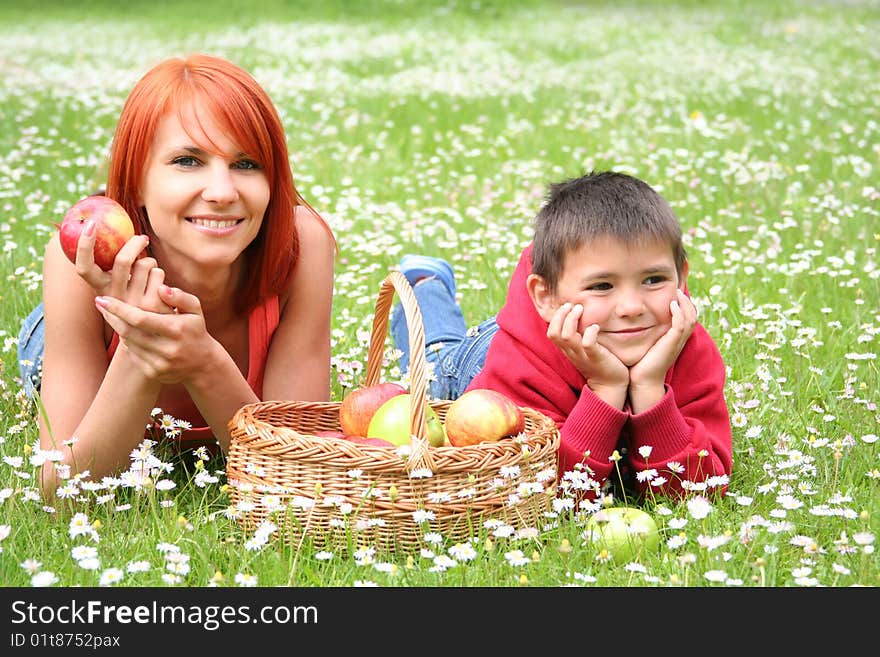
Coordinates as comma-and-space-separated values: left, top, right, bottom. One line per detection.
0, 2, 877, 586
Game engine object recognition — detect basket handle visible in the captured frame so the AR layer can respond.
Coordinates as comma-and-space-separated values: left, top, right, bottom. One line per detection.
366, 271, 436, 473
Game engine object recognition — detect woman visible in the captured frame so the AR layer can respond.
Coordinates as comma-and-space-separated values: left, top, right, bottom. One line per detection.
19, 54, 336, 496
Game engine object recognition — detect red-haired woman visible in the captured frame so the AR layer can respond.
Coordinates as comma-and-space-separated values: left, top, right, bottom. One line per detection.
18, 54, 336, 496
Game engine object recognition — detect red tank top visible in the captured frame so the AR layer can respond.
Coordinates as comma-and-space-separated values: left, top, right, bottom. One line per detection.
107, 296, 280, 446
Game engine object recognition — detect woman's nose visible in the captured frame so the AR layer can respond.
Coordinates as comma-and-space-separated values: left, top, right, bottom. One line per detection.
201, 165, 239, 204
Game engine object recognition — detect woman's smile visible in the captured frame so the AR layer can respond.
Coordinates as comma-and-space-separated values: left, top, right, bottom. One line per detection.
186, 215, 245, 234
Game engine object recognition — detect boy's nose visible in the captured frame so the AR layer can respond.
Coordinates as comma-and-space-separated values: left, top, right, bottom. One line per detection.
202, 166, 239, 204
615, 290, 645, 316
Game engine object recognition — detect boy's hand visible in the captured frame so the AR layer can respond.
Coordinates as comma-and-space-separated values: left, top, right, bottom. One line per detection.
628, 289, 697, 411
547, 302, 629, 409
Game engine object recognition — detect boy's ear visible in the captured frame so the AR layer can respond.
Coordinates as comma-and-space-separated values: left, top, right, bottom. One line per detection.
527, 273, 558, 323
678, 260, 690, 290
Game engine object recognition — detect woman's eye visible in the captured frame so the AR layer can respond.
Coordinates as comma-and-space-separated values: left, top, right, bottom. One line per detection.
172, 156, 200, 167
233, 159, 261, 170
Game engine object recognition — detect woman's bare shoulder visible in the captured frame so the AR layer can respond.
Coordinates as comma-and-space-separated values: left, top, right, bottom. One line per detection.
277, 205, 335, 310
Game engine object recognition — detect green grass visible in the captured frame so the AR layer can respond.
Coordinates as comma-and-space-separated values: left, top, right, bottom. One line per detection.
1, 0, 878, 587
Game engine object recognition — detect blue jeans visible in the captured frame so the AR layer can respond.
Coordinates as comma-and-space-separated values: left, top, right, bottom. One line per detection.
18, 302, 45, 397
391, 279, 498, 400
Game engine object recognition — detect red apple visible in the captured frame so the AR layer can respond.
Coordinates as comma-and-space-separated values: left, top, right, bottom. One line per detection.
58, 195, 135, 271
312, 430, 394, 448
313, 430, 347, 439
345, 435, 397, 448
444, 388, 525, 447
366, 394, 446, 448
339, 382, 406, 438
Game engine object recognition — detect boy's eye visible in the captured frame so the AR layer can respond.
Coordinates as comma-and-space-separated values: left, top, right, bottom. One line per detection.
644, 275, 667, 285
587, 282, 612, 291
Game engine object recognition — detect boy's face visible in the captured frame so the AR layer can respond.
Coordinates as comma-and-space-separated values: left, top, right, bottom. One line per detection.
536, 237, 687, 367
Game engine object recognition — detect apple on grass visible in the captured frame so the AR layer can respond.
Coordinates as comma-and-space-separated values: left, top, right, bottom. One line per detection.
58, 195, 135, 271
583, 506, 660, 565
339, 382, 406, 438
367, 394, 446, 448
444, 388, 525, 447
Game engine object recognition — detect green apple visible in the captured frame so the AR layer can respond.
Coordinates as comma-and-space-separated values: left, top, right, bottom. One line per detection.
583, 506, 660, 564
366, 394, 446, 448
339, 382, 406, 437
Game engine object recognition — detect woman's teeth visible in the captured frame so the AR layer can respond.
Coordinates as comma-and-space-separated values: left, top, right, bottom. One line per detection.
189, 218, 240, 229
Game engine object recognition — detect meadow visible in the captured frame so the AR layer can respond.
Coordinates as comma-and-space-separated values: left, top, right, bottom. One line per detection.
0, 0, 877, 587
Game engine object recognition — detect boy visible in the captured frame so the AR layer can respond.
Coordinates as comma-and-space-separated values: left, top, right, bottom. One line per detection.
392, 171, 732, 500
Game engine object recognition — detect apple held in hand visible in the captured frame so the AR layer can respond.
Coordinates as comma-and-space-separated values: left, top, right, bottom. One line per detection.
583, 506, 660, 565
444, 388, 525, 447
367, 394, 446, 448
339, 382, 406, 438
59, 195, 135, 271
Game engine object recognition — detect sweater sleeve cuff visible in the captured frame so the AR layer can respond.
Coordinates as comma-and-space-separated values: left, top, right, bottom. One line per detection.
629, 386, 692, 459
562, 385, 628, 463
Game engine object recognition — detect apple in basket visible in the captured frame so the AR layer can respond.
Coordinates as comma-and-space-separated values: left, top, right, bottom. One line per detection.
346, 435, 397, 448
444, 388, 525, 447
583, 506, 660, 565
313, 429, 395, 448
339, 382, 406, 438
367, 394, 446, 448
58, 195, 135, 271
313, 430, 347, 439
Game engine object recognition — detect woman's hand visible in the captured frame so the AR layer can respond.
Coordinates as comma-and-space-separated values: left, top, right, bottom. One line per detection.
74, 221, 169, 313
93, 285, 218, 385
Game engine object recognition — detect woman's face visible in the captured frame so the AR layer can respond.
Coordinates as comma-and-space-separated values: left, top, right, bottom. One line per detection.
138, 108, 270, 271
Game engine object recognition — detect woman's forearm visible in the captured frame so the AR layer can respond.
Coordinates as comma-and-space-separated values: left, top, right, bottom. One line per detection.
184, 339, 259, 453
40, 350, 162, 498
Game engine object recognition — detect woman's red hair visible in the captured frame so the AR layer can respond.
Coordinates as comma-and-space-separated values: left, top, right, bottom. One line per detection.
105, 54, 333, 313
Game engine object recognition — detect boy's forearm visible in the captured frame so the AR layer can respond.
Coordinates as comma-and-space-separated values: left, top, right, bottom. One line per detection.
559, 385, 628, 476
587, 382, 627, 410
628, 381, 666, 414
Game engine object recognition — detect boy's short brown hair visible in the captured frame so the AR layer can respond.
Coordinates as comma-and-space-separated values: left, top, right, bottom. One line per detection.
532, 171, 687, 292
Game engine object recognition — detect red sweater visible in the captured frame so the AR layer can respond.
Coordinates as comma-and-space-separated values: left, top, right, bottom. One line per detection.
467, 245, 733, 499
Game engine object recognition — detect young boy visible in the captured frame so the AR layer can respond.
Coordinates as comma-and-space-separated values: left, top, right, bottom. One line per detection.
392, 171, 732, 500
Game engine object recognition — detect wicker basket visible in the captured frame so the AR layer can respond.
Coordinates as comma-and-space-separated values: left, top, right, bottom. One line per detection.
226, 271, 560, 553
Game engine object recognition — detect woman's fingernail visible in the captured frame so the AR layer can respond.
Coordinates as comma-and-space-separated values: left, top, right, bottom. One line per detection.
83, 220, 96, 236
160, 285, 172, 295
95, 296, 108, 308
